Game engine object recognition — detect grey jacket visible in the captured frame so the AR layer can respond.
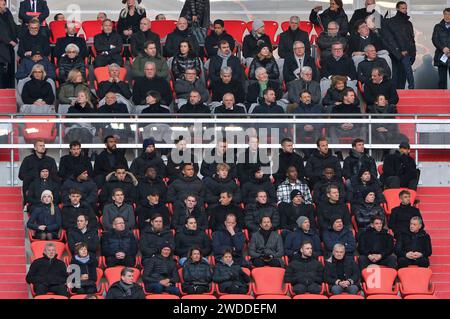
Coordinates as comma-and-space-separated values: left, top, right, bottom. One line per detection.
174, 78, 210, 103
248, 230, 284, 263
102, 202, 135, 231
287, 79, 322, 105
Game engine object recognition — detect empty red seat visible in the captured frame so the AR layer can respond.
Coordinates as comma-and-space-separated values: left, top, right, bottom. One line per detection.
23, 115, 58, 144
293, 294, 328, 300
362, 267, 399, 295
146, 294, 180, 300
70, 294, 104, 299
34, 295, 68, 299
366, 294, 401, 299
403, 294, 438, 299
256, 294, 291, 299
81, 20, 103, 42
329, 294, 365, 300
251, 267, 288, 296
181, 295, 217, 299
49, 20, 81, 44
398, 267, 435, 296
219, 294, 255, 300
223, 20, 247, 45
150, 20, 177, 42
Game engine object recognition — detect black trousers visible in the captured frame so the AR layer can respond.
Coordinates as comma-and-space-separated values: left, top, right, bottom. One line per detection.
105, 255, 136, 268
34, 283, 68, 296
398, 257, 429, 269
358, 255, 398, 269
437, 65, 450, 89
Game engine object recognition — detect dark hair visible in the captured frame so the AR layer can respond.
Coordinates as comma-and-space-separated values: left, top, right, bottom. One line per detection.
352, 138, 365, 147
74, 242, 88, 255
222, 248, 234, 256
300, 241, 313, 249
263, 88, 275, 96
146, 90, 161, 103
218, 40, 230, 48
69, 188, 82, 196
396, 1, 407, 9
76, 214, 88, 222
399, 190, 411, 197
370, 215, 384, 224
112, 188, 124, 196
225, 213, 237, 221
372, 66, 385, 77
343, 87, 355, 97
69, 140, 81, 149
114, 165, 127, 171
54, 13, 64, 21
113, 216, 125, 223
144, 40, 156, 49
104, 135, 115, 143
316, 136, 328, 147
333, 0, 344, 9
179, 40, 194, 56
102, 18, 113, 25
375, 94, 387, 102
185, 216, 197, 224
444, 8, 450, 13
281, 137, 293, 145
150, 213, 163, 222
259, 215, 272, 224
182, 163, 194, 170
214, 19, 225, 27
299, 89, 312, 97
188, 246, 203, 260
121, 267, 134, 277
326, 184, 339, 194
220, 191, 233, 198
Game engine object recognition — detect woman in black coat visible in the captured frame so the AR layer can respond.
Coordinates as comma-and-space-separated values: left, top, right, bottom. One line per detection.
69, 243, 98, 294
57, 43, 87, 83
0, 1, 18, 89
212, 250, 250, 294
117, 0, 146, 43
182, 247, 213, 294
171, 40, 202, 80
248, 44, 280, 80
321, 75, 349, 112
21, 64, 55, 105
180, 0, 210, 30
27, 190, 62, 240
310, 0, 349, 36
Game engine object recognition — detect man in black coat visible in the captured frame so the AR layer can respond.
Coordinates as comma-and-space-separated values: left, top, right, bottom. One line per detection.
130, 18, 161, 57
381, 142, 419, 190
251, 88, 285, 114
26, 242, 68, 296
245, 68, 283, 105
284, 216, 322, 259
324, 244, 360, 295
163, 17, 199, 58
97, 63, 131, 100
167, 163, 205, 205
203, 164, 241, 206
205, 19, 235, 58
105, 268, 145, 299
317, 185, 351, 232
208, 40, 243, 84
320, 42, 357, 80
236, 136, 269, 185
58, 141, 93, 182
61, 166, 98, 207
174, 216, 211, 260
207, 191, 244, 231
93, 19, 123, 68
200, 138, 237, 179
305, 137, 342, 188
211, 214, 246, 264
171, 195, 207, 232
99, 166, 138, 206
67, 214, 100, 255
26, 164, 60, 210
358, 216, 397, 269
242, 19, 272, 59
18, 0, 49, 26
130, 138, 166, 180
283, 41, 318, 83
136, 166, 168, 203
136, 192, 170, 230
245, 190, 280, 233
348, 21, 384, 58
273, 137, 305, 185
388, 189, 423, 237
61, 188, 98, 231
211, 69, 245, 104
396, 216, 432, 268
357, 44, 391, 84
178, 90, 210, 113
278, 16, 311, 59
313, 166, 347, 205
343, 138, 377, 181
19, 139, 58, 206
17, 18, 50, 58
212, 94, 246, 115
284, 241, 324, 295
432, 8, 450, 89
93, 135, 129, 187
384, 2, 416, 89
241, 166, 277, 205
140, 214, 174, 262
364, 67, 399, 105
101, 216, 138, 267
132, 61, 172, 106
54, 22, 89, 59
0, 1, 18, 89
349, 0, 377, 34
279, 190, 316, 231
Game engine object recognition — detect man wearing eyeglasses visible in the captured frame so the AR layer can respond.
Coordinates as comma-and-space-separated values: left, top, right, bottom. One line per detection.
17, 18, 50, 58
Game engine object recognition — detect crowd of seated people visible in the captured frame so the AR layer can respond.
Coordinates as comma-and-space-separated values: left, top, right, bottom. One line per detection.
24, 134, 428, 298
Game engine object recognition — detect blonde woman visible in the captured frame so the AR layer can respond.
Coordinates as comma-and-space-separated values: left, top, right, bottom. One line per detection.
21, 64, 55, 105
117, 0, 146, 42
26, 190, 62, 240
58, 69, 93, 105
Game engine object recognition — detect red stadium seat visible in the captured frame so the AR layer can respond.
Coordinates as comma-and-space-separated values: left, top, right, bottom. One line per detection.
146, 294, 180, 299
377, 164, 384, 176
250, 267, 288, 296
28, 229, 65, 243
256, 294, 291, 299
313, 24, 324, 36
70, 294, 105, 299
30, 241, 66, 262
82, 20, 103, 42
398, 268, 435, 296
219, 294, 255, 300
178, 268, 215, 295
104, 266, 140, 290
403, 294, 438, 299
34, 295, 68, 299
366, 294, 402, 299
362, 267, 399, 296
223, 20, 247, 45
293, 294, 328, 300
93, 66, 127, 90
277, 21, 314, 43
181, 295, 217, 299
23, 115, 58, 144
246, 21, 279, 44
383, 188, 417, 215
329, 294, 365, 300
49, 20, 81, 44
151, 20, 177, 43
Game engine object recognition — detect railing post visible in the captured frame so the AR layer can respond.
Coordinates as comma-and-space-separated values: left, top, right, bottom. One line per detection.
134, 115, 139, 159
10, 115, 14, 186
415, 115, 419, 165
368, 114, 372, 157
58, 114, 62, 160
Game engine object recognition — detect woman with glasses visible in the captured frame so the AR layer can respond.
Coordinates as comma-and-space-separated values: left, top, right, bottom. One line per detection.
21, 64, 55, 106
58, 69, 95, 106
57, 43, 87, 83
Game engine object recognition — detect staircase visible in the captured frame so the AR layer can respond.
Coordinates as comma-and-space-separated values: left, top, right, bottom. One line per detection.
419, 187, 450, 298
0, 187, 28, 299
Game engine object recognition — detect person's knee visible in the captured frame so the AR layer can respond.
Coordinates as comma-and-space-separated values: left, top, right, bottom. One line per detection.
331, 285, 343, 295
293, 284, 307, 294
309, 284, 322, 294
347, 285, 359, 295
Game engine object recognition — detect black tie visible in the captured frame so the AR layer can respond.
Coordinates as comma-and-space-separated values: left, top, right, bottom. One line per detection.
298, 58, 302, 68
32, 0, 36, 12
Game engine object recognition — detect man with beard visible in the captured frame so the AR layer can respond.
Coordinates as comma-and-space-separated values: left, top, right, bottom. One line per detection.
93, 135, 128, 187
58, 141, 93, 182
163, 17, 199, 57
130, 138, 166, 179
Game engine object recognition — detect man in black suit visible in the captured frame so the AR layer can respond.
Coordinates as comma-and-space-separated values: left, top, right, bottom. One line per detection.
278, 16, 311, 59
283, 40, 319, 83
93, 19, 123, 68
17, 18, 50, 58
18, 0, 49, 25
54, 22, 89, 59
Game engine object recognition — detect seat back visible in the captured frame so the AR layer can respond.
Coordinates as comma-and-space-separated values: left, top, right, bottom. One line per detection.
81, 20, 103, 42
219, 294, 255, 299
146, 294, 180, 299
223, 20, 247, 45
251, 267, 286, 295
246, 21, 279, 44
104, 266, 140, 285
366, 294, 401, 299
150, 20, 177, 43
293, 294, 328, 300
22, 115, 58, 143
34, 295, 68, 299
383, 188, 417, 214
362, 267, 398, 295
70, 294, 104, 299
280, 21, 314, 35
329, 294, 364, 299
398, 268, 433, 295
31, 241, 66, 261
403, 294, 437, 299
181, 295, 217, 299
256, 294, 291, 299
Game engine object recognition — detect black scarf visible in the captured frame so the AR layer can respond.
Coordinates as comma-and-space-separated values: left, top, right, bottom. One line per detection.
259, 229, 272, 245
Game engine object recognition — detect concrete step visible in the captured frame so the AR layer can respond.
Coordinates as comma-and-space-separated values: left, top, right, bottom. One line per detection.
0, 220, 24, 230
0, 255, 26, 265
0, 291, 29, 299
0, 238, 24, 246
430, 255, 450, 264
0, 265, 26, 274
0, 274, 27, 283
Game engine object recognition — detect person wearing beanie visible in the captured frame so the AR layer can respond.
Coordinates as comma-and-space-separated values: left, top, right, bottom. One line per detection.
142, 243, 180, 295
347, 167, 383, 205
27, 163, 61, 212
242, 19, 272, 59
284, 216, 322, 259
140, 214, 174, 261
130, 137, 167, 180
61, 165, 98, 208
241, 166, 277, 205
279, 190, 315, 231
27, 190, 62, 240
248, 43, 279, 80
323, 216, 356, 258
352, 190, 385, 230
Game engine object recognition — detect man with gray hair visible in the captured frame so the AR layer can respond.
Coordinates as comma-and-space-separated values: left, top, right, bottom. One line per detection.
97, 63, 131, 100
26, 242, 69, 296
317, 21, 347, 60
54, 21, 89, 59
396, 216, 432, 268
213, 93, 246, 114
211, 66, 245, 103
287, 66, 321, 105
278, 16, 311, 59
246, 67, 283, 105
283, 41, 319, 83
324, 243, 360, 295
132, 61, 172, 105
357, 44, 391, 84
208, 40, 244, 83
